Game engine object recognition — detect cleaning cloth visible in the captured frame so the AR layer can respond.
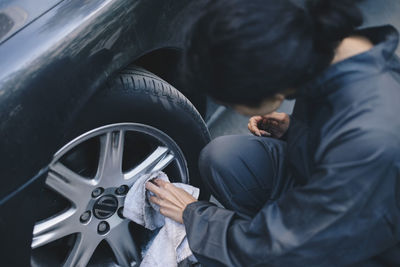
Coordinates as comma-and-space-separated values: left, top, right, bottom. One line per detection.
123, 171, 199, 266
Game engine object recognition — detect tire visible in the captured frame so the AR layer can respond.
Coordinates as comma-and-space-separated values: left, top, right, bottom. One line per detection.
70, 65, 210, 198
31, 65, 211, 267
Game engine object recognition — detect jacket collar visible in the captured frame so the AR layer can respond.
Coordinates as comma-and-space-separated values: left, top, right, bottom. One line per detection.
296, 25, 399, 99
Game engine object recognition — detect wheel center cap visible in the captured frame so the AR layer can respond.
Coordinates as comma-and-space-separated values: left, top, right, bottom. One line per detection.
93, 195, 118, 219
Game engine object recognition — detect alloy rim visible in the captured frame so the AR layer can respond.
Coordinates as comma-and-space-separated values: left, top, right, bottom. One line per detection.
31, 123, 188, 266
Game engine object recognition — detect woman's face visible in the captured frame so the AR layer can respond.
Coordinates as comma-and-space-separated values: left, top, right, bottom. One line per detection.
233, 93, 285, 116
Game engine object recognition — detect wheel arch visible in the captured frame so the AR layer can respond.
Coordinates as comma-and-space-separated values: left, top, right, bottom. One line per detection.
133, 47, 183, 88
132, 47, 207, 117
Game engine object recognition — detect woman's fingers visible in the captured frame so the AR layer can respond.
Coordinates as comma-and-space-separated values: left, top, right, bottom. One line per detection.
248, 116, 263, 136
260, 130, 271, 136
248, 114, 285, 137
249, 115, 279, 137
262, 112, 281, 121
145, 177, 198, 224
149, 196, 162, 205
148, 186, 186, 224
146, 179, 184, 203
263, 112, 288, 122
145, 180, 165, 198
149, 195, 175, 209
152, 178, 169, 188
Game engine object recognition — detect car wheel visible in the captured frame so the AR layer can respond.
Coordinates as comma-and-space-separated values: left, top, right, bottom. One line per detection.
30, 66, 211, 267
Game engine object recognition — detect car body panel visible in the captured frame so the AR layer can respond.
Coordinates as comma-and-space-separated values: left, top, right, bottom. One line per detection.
0, 0, 191, 199
0, 0, 194, 264
0, 0, 64, 43
0, 167, 47, 266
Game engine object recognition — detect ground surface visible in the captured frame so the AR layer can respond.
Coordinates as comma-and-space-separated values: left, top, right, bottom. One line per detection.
208, 0, 400, 138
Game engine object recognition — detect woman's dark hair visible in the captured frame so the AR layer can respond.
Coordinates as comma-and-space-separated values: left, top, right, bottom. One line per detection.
181, 0, 364, 106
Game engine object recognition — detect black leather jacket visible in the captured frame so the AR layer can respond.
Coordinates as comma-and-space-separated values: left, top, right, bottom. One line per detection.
183, 26, 400, 266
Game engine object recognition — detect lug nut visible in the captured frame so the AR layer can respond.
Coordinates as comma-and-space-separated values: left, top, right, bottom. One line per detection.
92, 187, 104, 198
97, 221, 110, 234
116, 185, 129, 195
80, 211, 91, 223
117, 207, 125, 219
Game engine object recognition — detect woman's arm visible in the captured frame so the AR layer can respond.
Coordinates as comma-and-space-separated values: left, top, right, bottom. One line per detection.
284, 115, 314, 182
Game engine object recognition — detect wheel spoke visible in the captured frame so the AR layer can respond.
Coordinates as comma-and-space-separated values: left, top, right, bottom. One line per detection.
47, 162, 95, 202
96, 131, 125, 184
152, 153, 175, 172
63, 233, 100, 267
32, 208, 76, 249
106, 222, 140, 266
124, 146, 172, 181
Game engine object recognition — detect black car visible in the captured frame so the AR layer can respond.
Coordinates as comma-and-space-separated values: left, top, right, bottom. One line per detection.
0, 0, 212, 266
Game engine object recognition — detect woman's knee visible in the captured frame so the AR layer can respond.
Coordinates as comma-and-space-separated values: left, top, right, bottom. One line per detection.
198, 135, 283, 216
199, 135, 242, 175
198, 135, 287, 184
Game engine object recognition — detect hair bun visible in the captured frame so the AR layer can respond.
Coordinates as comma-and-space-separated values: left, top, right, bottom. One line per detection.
307, 0, 363, 50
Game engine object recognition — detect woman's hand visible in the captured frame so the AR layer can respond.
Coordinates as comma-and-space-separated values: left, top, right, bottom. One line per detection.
248, 112, 290, 138
145, 179, 197, 224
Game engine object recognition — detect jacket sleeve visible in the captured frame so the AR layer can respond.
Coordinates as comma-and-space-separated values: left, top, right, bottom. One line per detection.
183, 131, 400, 266
282, 115, 313, 182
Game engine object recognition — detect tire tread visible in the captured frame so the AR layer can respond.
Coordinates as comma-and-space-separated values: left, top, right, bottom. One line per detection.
104, 65, 210, 142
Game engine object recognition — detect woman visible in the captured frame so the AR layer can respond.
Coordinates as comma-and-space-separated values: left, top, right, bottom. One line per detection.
145, 0, 400, 265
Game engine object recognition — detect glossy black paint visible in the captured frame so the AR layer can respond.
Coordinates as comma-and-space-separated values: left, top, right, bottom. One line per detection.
0, 0, 64, 43
0, 0, 196, 264
0, 0, 192, 199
